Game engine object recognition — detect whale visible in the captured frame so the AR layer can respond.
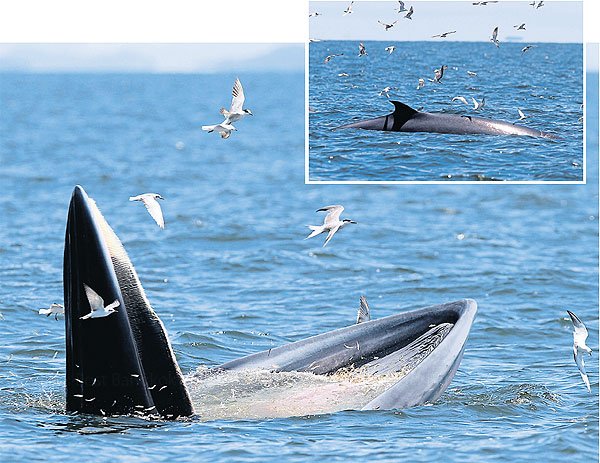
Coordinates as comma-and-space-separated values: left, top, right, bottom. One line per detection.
63, 185, 477, 419
335, 100, 559, 139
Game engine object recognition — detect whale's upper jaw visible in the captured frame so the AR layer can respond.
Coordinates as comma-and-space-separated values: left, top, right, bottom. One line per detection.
64, 185, 193, 419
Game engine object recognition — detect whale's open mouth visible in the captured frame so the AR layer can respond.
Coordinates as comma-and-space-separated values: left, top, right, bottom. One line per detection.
64, 185, 193, 419
63, 185, 476, 419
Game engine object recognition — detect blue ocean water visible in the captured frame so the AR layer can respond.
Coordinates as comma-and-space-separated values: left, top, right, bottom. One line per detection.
309, 41, 584, 181
0, 70, 597, 462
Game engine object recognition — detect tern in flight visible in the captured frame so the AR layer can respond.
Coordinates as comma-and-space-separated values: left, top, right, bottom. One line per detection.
39, 303, 64, 320
129, 193, 165, 229
385, 45, 396, 54
452, 96, 469, 106
513, 23, 526, 30
305, 205, 357, 247
472, 97, 485, 111
567, 310, 592, 393
521, 45, 535, 54
80, 284, 119, 320
429, 65, 448, 83
516, 108, 527, 121
432, 31, 456, 38
358, 42, 368, 57
396, 1, 408, 13
378, 20, 398, 31
219, 78, 253, 124
324, 53, 343, 64
343, 1, 354, 15
404, 6, 414, 19
490, 26, 499, 47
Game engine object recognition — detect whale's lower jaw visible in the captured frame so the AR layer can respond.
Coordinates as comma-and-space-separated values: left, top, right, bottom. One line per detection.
64, 186, 194, 419
63, 185, 477, 419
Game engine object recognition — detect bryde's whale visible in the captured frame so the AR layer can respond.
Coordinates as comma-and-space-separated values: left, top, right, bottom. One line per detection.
335, 100, 559, 139
63, 185, 477, 419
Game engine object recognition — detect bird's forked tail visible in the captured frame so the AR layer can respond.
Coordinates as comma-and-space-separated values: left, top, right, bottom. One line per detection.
305, 225, 324, 239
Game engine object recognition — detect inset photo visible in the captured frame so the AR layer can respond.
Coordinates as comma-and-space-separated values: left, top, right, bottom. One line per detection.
308, 1, 584, 182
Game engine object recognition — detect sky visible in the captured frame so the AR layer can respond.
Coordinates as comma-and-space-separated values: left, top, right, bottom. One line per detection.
309, 1, 583, 43
0, 44, 305, 73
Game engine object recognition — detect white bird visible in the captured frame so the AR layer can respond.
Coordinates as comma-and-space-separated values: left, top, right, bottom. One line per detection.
385, 45, 396, 54
309, 12, 321, 17
472, 97, 485, 111
356, 296, 371, 324
39, 303, 64, 320
324, 53, 343, 64
129, 193, 165, 229
220, 78, 253, 124
417, 78, 425, 89
514, 23, 526, 30
305, 205, 357, 247
452, 96, 469, 105
429, 64, 448, 83
404, 6, 414, 19
567, 310, 592, 393
358, 42, 367, 57
396, 1, 408, 13
379, 86, 396, 98
521, 45, 535, 54
517, 108, 527, 121
490, 26, 499, 47
432, 31, 456, 38
80, 284, 119, 320
338, 73, 349, 77
378, 20, 397, 31
467, 70, 478, 77
201, 122, 237, 139
343, 1, 354, 15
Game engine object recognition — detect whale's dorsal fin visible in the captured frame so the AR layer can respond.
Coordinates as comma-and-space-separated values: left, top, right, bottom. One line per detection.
389, 101, 418, 129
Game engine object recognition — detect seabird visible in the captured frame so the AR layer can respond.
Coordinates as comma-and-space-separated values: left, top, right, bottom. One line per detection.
358, 42, 368, 57
356, 296, 371, 324
467, 70, 478, 77
385, 45, 396, 54
324, 53, 343, 64
38, 303, 64, 320
343, 1, 354, 15
338, 73, 349, 77
521, 45, 535, 54
432, 31, 457, 38
429, 64, 448, 83
201, 122, 237, 139
379, 86, 397, 98
404, 6, 414, 19
451, 96, 469, 105
490, 26, 499, 47
129, 193, 165, 229
417, 78, 425, 89
567, 310, 592, 393
309, 12, 321, 17
79, 284, 119, 320
219, 78, 253, 124
536, 1, 544, 8
513, 23, 526, 30
517, 108, 527, 121
378, 20, 398, 31
472, 97, 485, 111
396, 1, 408, 13
305, 205, 357, 248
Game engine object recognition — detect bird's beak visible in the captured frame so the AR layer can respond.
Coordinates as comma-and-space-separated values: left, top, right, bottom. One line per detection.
157, 195, 165, 200
350, 220, 358, 224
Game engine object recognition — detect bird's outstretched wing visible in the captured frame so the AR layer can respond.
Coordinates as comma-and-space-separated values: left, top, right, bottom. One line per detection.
323, 225, 340, 247
105, 299, 120, 311
518, 108, 526, 119
230, 78, 245, 114
357, 296, 371, 324
574, 346, 591, 392
317, 205, 344, 225
491, 27, 498, 41
142, 198, 165, 229
84, 284, 105, 312
568, 310, 589, 344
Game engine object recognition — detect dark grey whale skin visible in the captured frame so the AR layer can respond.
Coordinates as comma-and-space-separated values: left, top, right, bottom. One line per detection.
335, 101, 559, 139
63, 185, 477, 418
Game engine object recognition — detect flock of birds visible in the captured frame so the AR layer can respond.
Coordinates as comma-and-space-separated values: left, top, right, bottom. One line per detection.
312, 1, 563, 126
